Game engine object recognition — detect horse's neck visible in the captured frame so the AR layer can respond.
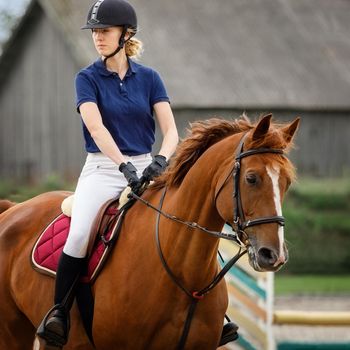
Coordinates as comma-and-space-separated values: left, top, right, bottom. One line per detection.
159, 164, 224, 289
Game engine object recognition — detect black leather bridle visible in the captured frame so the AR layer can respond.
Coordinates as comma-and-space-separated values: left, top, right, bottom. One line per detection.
231, 134, 285, 241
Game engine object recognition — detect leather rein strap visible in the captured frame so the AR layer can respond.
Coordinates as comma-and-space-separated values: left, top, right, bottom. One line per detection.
155, 187, 247, 350
153, 188, 247, 300
131, 192, 245, 245
130, 189, 246, 350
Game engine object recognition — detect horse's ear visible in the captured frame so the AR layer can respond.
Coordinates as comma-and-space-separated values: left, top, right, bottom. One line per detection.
281, 117, 300, 143
252, 114, 272, 141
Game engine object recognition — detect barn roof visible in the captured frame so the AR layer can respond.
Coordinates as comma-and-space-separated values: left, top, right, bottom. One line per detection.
1, 0, 350, 109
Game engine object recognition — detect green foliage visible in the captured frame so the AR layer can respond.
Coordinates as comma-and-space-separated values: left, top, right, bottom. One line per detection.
0, 10, 19, 46
282, 178, 350, 274
0, 174, 75, 202
275, 275, 350, 295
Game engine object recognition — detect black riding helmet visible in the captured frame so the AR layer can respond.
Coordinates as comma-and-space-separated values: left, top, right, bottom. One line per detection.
82, 0, 138, 63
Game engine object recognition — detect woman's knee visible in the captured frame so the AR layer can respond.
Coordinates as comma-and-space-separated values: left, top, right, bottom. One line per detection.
63, 229, 90, 257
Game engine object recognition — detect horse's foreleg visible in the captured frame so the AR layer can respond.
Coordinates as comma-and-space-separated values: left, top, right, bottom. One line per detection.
0, 313, 36, 350
0, 269, 37, 349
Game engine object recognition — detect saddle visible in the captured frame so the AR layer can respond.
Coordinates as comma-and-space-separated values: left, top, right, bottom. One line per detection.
31, 196, 127, 283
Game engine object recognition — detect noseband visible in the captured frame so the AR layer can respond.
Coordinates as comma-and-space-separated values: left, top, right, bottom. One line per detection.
230, 134, 285, 240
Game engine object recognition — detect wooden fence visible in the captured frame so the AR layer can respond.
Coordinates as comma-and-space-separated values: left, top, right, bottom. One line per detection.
218, 238, 275, 350
218, 227, 350, 350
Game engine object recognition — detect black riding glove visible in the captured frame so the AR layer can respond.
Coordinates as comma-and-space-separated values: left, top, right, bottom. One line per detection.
119, 162, 141, 192
142, 155, 168, 182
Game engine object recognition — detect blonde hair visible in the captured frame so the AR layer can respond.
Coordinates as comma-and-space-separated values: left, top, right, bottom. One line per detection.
125, 29, 143, 59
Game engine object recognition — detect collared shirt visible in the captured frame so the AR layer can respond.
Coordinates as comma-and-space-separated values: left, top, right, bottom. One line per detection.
75, 58, 170, 155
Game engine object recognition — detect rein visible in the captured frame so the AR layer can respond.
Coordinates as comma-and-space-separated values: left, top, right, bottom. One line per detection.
131, 189, 247, 299
130, 188, 246, 350
130, 191, 246, 246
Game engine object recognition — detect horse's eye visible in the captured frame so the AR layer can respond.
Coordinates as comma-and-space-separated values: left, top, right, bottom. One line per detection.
246, 173, 257, 185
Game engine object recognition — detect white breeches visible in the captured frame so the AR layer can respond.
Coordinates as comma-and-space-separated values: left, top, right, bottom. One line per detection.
63, 152, 151, 258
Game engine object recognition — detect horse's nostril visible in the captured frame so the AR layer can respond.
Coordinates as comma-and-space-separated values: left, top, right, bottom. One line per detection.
258, 247, 277, 266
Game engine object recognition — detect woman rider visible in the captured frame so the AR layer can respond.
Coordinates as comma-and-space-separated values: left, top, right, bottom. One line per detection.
36, 0, 237, 347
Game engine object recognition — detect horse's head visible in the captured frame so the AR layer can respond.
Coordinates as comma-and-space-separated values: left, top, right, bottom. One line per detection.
215, 114, 300, 272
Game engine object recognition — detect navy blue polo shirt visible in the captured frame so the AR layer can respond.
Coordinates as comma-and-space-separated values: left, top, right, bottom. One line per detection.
75, 58, 170, 155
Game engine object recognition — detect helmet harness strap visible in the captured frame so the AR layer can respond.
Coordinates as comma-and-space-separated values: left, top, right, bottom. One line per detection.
103, 25, 134, 65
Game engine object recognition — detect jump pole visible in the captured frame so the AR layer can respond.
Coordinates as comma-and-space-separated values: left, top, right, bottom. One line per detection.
274, 310, 350, 326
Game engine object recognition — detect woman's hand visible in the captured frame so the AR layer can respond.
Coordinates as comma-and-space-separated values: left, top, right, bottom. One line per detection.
142, 155, 168, 182
119, 162, 141, 192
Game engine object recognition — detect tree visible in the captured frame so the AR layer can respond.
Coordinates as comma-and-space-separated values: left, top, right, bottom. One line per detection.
0, 14, 15, 46
0, 0, 30, 51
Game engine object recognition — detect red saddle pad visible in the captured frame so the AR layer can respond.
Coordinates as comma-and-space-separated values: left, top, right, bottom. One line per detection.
31, 208, 122, 283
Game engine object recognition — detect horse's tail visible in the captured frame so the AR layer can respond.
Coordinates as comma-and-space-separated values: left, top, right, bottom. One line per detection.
0, 199, 16, 215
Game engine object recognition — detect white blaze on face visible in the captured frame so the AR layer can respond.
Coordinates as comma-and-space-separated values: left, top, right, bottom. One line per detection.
266, 165, 286, 266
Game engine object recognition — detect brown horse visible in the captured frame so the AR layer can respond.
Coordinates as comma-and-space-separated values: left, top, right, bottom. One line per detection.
0, 114, 299, 350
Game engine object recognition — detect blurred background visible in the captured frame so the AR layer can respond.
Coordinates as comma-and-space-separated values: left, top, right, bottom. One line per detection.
0, 0, 349, 348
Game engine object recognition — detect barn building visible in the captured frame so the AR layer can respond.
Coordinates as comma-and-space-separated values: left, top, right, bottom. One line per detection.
0, 0, 349, 181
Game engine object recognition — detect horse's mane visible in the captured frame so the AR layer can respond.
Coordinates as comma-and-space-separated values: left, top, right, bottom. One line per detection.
152, 115, 252, 189
152, 114, 295, 189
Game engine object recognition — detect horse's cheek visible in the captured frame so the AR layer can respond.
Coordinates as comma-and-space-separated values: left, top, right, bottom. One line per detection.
215, 185, 234, 223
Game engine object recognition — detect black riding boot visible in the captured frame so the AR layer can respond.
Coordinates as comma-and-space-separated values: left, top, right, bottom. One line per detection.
36, 252, 85, 347
219, 321, 239, 346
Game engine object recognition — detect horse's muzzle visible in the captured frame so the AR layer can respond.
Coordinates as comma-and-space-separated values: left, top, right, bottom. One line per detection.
247, 244, 289, 272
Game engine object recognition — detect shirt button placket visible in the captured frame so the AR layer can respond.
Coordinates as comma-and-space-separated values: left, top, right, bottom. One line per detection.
112, 73, 127, 96
119, 81, 127, 97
